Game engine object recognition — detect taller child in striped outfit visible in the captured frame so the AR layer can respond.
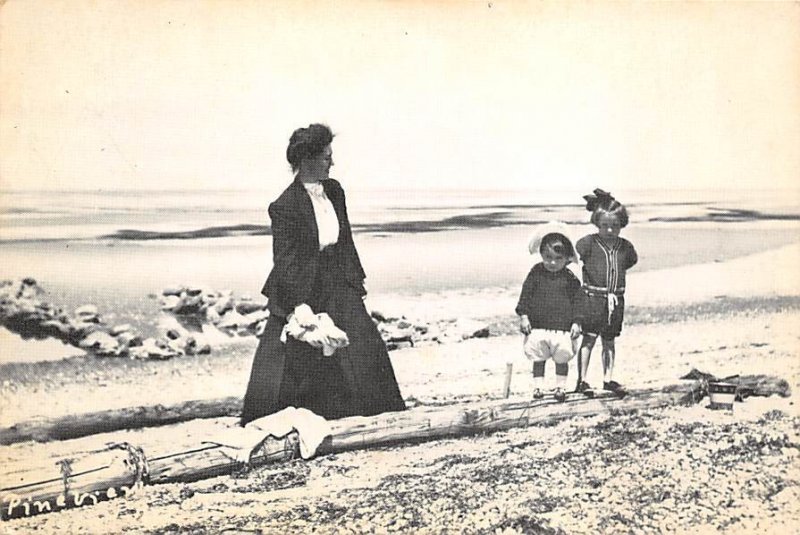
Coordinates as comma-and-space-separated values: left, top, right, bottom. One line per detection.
574, 189, 638, 396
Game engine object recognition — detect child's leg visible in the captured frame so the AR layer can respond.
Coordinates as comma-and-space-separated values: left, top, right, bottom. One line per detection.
525, 331, 549, 396
532, 360, 546, 389
554, 362, 568, 388
578, 334, 597, 382
601, 336, 616, 383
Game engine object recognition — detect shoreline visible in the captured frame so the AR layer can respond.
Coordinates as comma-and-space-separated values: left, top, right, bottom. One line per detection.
1, 292, 798, 427
0, 222, 797, 302
1, 237, 799, 367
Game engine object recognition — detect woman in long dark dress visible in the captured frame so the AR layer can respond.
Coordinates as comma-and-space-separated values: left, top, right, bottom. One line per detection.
240, 124, 406, 425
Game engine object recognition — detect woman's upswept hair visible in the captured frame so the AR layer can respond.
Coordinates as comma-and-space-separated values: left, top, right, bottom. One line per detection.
286, 123, 334, 172
584, 188, 629, 228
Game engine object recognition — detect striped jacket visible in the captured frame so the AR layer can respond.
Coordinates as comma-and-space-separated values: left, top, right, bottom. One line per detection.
575, 234, 638, 294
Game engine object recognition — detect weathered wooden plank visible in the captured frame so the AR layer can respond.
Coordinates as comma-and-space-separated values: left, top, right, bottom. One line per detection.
320, 385, 698, 452
147, 436, 296, 485
0, 446, 141, 521
0, 397, 243, 445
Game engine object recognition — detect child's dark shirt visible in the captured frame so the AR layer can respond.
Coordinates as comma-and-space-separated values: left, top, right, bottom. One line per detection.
575, 234, 638, 293
515, 263, 581, 332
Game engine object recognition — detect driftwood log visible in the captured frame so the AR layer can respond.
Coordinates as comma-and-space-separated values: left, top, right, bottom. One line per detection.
0, 397, 243, 446
0, 371, 788, 448
0, 380, 712, 521
1, 443, 147, 520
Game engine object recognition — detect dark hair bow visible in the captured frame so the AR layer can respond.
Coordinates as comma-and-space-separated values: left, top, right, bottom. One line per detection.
583, 188, 615, 212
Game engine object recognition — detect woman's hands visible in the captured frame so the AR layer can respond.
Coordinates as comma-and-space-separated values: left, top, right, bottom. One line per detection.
570, 322, 582, 339
291, 304, 316, 328
519, 315, 532, 335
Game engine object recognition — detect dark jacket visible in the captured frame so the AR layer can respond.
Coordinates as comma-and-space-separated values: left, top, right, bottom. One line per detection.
261, 178, 366, 316
575, 234, 637, 293
515, 263, 581, 331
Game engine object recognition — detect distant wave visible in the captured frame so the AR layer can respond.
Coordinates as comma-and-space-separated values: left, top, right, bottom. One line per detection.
354, 213, 552, 233
5, 204, 799, 243
649, 208, 800, 223
98, 212, 557, 241
102, 224, 271, 240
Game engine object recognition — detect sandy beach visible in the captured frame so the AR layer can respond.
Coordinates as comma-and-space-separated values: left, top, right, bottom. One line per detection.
3, 0, 800, 530
1, 211, 799, 533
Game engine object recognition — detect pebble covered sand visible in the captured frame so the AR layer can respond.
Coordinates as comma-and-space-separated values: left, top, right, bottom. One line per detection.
1, 243, 799, 533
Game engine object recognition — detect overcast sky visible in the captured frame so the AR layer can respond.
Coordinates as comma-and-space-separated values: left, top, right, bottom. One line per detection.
1, 1, 798, 194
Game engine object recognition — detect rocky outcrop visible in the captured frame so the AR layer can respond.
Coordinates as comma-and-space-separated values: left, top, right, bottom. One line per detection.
1, 278, 493, 361
159, 286, 270, 336
375, 313, 490, 350
0, 279, 210, 360
159, 286, 491, 349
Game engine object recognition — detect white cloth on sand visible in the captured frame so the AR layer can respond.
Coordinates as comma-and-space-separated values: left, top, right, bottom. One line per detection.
280, 304, 349, 356
204, 407, 332, 463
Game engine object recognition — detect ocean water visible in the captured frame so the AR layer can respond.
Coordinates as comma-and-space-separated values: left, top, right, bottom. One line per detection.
1, 187, 799, 363
1, 187, 798, 242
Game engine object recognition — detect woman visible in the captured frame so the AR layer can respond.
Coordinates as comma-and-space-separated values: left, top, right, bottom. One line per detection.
240, 124, 406, 424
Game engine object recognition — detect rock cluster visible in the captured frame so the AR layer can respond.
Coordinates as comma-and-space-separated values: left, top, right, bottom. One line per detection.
372, 312, 491, 350
0, 279, 210, 360
1, 278, 493, 360
160, 286, 270, 336
158, 286, 491, 350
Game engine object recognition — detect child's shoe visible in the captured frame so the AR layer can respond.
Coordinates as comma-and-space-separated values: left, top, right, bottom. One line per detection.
554, 387, 567, 402
575, 381, 594, 398
603, 381, 627, 397
532, 388, 544, 399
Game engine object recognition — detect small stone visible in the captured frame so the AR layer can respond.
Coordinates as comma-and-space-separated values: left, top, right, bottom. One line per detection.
166, 329, 182, 340
116, 332, 143, 347
78, 331, 119, 353
109, 324, 132, 336
162, 287, 183, 297
161, 295, 181, 311
218, 310, 248, 329
179, 294, 203, 310
40, 319, 70, 337
214, 296, 234, 314
242, 309, 269, 326
74, 304, 99, 317
236, 301, 265, 315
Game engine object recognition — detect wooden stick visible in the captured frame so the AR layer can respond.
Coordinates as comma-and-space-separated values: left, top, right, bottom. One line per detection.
502, 362, 513, 398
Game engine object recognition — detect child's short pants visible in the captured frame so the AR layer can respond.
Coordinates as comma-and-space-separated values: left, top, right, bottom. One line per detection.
523, 329, 575, 363
576, 291, 625, 339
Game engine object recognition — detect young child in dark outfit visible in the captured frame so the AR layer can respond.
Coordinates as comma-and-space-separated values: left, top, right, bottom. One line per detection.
574, 189, 638, 395
516, 223, 582, 402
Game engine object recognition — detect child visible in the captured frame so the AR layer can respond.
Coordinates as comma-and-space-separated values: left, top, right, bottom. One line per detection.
516, 223, 582, 402
574, 189, 638, 395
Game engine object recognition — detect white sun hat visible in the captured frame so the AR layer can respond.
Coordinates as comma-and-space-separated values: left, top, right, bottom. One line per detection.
527, 221, 579, 263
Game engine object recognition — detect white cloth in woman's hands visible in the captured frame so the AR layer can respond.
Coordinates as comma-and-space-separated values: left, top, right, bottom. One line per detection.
281, 304, 349, 356
291, 303, 317, 328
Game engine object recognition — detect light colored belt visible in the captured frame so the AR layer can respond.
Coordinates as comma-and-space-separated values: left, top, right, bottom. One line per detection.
583, 285, 624, 324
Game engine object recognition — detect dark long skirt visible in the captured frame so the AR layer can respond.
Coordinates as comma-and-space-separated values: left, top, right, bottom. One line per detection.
240, 244, 406, 424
